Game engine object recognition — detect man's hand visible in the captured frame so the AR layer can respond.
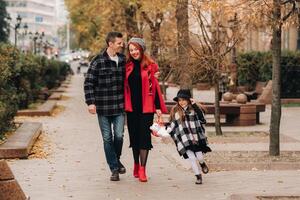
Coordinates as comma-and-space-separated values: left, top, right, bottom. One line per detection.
88, 104, 96, 114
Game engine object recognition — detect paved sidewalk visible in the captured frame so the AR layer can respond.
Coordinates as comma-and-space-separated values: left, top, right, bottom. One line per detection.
7, 63, 300, 200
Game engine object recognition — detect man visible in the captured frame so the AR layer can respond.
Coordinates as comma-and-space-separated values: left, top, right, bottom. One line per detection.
84, 32, 126, 181
218, 73, 229, 101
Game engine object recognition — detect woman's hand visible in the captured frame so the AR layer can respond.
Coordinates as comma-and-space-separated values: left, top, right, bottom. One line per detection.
154, 71, 160, 79
156, 109, 162, 116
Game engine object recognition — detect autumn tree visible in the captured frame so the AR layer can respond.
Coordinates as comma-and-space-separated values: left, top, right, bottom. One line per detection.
65, 0, 127, 52
176, 0, 191, 89
244, 0, 299, 155
135, 1, 173, 60
269, 0, 298, 156
188, 0, 242, 135
65, 0, 175, 55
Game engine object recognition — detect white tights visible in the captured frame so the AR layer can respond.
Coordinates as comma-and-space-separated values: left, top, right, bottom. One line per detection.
186, 150, 205, 175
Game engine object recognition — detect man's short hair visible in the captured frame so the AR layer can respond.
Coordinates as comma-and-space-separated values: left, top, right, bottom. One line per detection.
105, 32, 123, 45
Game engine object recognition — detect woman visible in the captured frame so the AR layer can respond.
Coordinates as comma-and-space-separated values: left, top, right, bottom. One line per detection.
124, 37, 167, 182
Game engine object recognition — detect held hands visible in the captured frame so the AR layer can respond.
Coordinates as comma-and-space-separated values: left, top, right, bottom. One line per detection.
88, 104, 96, 114
156, 109, 162, 117
150, 122, 169, 137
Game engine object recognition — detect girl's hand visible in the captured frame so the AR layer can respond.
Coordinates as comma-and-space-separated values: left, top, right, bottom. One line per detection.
190, 98, 196, 104
156, 109, 162, 116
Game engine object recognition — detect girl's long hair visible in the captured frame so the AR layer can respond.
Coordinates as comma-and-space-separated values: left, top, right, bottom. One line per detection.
126, 42, 155, 69
169, 101, 207, 122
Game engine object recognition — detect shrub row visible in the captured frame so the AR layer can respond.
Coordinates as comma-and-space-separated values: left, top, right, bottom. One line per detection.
0, 43, 71, 139
237, 51, 300, 98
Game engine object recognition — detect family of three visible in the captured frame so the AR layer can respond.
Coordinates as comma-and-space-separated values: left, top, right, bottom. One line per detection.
84, 32, 211, 185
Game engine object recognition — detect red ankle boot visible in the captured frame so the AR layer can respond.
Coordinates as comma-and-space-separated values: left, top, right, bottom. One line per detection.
138, 166, 147, 182
133, 163, 139, 178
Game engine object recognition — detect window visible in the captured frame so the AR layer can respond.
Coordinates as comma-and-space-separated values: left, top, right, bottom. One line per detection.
7, 1, 27, 7
35, 16, 43, 23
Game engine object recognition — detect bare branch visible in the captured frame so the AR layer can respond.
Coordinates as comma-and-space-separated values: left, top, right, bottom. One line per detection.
282, 1, 297, 21
281, 0, 294, 5
221, 39, 239, 57
141, 11, 154, 29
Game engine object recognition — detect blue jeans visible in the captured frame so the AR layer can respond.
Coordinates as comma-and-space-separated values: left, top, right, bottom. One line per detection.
97, 114, 125, 172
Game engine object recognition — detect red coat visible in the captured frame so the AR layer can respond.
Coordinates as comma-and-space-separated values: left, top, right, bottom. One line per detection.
124, 61, 168, 114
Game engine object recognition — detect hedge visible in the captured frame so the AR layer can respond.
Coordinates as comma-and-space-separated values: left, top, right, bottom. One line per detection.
237, 51, 300, 98
0, 43, 71, 140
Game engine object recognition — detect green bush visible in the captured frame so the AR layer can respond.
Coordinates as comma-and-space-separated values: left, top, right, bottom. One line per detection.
14, 53, 43, 108
0, 43, 18, 139
237, 51, 300, 98
237, 51, 271, 89
0, 43, 71, 139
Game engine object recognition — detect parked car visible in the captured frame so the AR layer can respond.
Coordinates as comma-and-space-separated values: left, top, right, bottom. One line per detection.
79, 59, 89, 67
58, 53, 72, 63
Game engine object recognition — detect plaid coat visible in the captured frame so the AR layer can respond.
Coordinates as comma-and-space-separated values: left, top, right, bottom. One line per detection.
168, 104, 211, 158
84, 50, 126, 116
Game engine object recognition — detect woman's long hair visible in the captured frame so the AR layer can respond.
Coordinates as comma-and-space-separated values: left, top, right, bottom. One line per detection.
126, 42, 155, 69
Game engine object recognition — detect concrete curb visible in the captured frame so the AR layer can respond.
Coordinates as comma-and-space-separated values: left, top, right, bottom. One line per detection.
229, 194, 300, 200
17, 100, 57, 116
0, 161, 29, 200
0, 122, 42, 159
48, 93, 62, 100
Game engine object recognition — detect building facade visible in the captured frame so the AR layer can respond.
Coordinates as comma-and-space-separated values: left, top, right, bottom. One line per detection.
5, 0, 68, 53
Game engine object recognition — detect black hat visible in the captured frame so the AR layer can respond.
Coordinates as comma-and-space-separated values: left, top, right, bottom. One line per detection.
173, 89, 192, 102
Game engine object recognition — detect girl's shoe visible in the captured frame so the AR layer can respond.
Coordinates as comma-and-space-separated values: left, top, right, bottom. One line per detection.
133, 163, 139, 178
195, 174, 202, 184
200, 162, 209, 174
138, 166, 147, 182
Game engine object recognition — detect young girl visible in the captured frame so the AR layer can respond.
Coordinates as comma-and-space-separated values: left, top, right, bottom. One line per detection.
166, 89, 211, 184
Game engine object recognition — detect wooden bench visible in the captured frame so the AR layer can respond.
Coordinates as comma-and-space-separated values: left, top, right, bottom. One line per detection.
204, 102, 266, 126
165, 101, 266, 126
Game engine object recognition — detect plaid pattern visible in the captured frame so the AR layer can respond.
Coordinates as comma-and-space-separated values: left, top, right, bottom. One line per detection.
169, 104, 208, 157
84, 50, 126, 116
219, 75, 229, 93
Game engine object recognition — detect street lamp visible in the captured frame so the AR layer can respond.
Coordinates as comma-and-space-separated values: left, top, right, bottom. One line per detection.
5, 14, 27, 48
23, 23, 28, 34
20, 23, 29, 51
14, 15, 22, 48
29, 31, 45, 54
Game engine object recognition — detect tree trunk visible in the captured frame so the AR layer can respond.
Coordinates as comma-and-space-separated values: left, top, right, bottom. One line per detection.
269, 0, 281, 156
211, 16, 223, 136
176, 0, 190, 89
214, 80, 222, 135
124, 4, 140, 39
141, 11, 163, 60
150, 28, 160, 59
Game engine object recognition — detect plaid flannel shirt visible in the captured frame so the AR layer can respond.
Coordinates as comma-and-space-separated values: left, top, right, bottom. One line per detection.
84, 50, 126, 116
219, 75, 229, 93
